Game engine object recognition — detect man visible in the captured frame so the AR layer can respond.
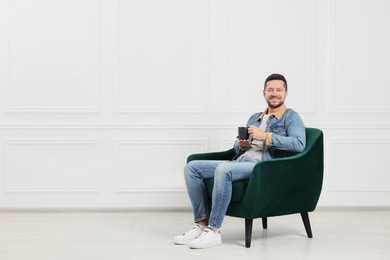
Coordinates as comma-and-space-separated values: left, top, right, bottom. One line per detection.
174, 73, 306, 249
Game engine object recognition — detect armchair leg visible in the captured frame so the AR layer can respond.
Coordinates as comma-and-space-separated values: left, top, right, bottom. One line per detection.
301, 212, 313, 238
245, 219, 253, 248
262, 217, 268, 229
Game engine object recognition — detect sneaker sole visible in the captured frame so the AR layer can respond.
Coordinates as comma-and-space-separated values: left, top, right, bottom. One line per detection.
174, 233, 202, 245
189, 239, 222, 249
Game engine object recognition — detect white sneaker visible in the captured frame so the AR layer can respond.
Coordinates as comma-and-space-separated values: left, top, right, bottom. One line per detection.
189, 228, 222, 249
174, 225, 204, 245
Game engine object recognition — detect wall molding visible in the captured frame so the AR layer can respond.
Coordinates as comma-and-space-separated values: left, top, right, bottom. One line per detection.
2, 0, 101, 114
0, 123, 237, 130
113, 0, 209, 114
328, 0, 390, 114
112, 138, 208, 193
221, 0, 316, 114
1, 123, 390, 130
2, 138, 100, 193
327, 138, 390, 192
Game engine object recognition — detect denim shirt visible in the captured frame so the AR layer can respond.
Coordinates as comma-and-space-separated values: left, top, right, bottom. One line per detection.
234, 106, 306, 161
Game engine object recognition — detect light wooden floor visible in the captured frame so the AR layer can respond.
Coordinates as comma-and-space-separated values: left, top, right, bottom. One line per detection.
0, 208, 389, 260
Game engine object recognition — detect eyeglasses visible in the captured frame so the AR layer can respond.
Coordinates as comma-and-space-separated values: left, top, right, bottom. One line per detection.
264, 88, 285, 94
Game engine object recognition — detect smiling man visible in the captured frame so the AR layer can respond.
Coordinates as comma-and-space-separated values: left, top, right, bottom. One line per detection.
174, 73, 306, 249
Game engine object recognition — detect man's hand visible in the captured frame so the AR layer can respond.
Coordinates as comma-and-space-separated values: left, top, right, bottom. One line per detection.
248, 125, 267, 140
238, 139, 251, 150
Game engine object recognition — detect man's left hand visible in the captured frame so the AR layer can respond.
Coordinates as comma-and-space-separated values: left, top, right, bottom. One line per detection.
248, 125, 267, 141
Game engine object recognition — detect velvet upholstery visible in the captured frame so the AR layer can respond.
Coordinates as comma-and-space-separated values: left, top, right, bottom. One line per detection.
186, 128, 324, 247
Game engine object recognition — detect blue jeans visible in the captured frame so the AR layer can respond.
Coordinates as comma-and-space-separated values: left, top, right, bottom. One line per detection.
184, 155, 259, 229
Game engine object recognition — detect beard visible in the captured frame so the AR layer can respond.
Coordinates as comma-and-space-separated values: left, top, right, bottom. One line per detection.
266, 98, 285, 109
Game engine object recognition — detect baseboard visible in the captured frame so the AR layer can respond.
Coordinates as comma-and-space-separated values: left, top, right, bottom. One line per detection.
0, 207, 193, 213
315, 206, 390, 212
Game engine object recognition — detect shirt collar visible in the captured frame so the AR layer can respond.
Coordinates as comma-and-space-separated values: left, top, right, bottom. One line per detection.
257, 104, 287, 120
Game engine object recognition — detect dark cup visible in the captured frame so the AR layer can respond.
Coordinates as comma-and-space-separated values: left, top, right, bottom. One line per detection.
238, 127, 249, 140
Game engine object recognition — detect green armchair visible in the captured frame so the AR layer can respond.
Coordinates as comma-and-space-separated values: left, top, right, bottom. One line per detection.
186, 127, 324, 248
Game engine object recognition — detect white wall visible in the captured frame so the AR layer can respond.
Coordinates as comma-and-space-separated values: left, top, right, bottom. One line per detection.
0, 0, 389, 208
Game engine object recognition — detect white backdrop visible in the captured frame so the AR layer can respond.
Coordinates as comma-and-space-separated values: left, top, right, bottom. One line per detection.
0, 0, 389, 208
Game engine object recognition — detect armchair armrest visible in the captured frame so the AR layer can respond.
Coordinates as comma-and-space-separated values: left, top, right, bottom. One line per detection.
187, 148, 236, 163
243, 149, 323, 218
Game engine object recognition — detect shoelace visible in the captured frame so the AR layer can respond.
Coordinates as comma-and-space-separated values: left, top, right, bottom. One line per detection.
182, 225, 201, 236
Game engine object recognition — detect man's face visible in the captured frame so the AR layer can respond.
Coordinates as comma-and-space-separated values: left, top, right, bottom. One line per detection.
263, 80, 288, 109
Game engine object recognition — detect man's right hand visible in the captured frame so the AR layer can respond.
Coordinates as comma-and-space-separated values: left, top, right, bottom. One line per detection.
238, 139, 251, 150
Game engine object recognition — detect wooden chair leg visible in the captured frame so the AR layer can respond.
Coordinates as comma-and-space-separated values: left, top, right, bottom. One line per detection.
262, 217, 268, 229
245, 219, 253, 248
301, 212, 313, 238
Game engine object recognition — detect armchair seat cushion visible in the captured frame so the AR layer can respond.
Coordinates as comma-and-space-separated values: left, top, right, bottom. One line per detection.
204, 179, 249, 202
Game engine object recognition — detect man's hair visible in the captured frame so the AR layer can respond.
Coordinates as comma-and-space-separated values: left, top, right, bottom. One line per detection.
264, 73, 288, 91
